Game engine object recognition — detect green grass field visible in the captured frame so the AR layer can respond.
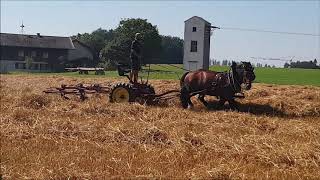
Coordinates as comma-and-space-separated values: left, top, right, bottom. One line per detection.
5, 64, 320, 86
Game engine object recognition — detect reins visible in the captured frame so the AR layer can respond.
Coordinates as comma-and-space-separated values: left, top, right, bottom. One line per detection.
166, 64, 190, 72
153, 64, 183, 80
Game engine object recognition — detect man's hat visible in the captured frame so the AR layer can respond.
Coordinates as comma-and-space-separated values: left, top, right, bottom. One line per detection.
135, 33, 141, 39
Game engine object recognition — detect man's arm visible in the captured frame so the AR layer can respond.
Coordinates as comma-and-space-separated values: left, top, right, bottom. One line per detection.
131, 49, 139, 57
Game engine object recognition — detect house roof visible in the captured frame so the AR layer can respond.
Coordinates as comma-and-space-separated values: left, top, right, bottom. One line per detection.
72, 39, 94, 52
68, 39, 95, 61
184, 16, 211, 24
72, 39, 98, 58
0, 33, 75, 49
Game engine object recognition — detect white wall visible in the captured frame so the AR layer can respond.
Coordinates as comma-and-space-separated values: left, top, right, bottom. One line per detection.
183, 16, 211, 71
183, 17, 206, 71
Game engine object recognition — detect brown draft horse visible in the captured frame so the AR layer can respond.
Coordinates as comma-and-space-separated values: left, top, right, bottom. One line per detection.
180, 61, 256, 110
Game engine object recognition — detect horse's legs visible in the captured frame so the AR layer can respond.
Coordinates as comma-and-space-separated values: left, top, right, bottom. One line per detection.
187, 97, 194, 109
217, 97, 226, 109
198, 94, 209, 108
186, 92, 196, 109
228, 98, 239, 111
180, 85, 190, 109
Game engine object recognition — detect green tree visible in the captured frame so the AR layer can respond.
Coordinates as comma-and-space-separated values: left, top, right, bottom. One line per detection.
284, 62, 290, 68
74, 28, 115, 65
101, 18, 162, 67
160, 35, 183, 64
222, 60, 228, 66
101, 37, 129, 69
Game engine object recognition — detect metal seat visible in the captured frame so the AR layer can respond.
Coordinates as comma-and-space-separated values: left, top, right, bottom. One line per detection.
117, 63, 131, 76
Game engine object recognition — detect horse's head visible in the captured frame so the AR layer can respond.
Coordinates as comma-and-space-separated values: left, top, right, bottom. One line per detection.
232, 61, 256, 90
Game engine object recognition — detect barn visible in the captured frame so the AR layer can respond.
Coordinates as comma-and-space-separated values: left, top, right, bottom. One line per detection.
0, 33, 75, 73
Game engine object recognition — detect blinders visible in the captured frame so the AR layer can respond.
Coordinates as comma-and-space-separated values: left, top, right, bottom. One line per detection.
237, 62, 256, 90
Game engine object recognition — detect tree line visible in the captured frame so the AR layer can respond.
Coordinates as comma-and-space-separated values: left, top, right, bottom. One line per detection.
211, 60, 276, 68
71, 18, 183, 69
284, 59, 319, 69
71, 18, 318, 70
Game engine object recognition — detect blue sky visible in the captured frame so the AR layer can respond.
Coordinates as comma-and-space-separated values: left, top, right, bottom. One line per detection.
1, 1, 319, 67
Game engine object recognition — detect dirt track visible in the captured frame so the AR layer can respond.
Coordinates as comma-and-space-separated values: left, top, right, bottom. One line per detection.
1, 75, 320, 179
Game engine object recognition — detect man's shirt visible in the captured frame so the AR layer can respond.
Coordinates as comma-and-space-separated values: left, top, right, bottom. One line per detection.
130, 40, 141, 58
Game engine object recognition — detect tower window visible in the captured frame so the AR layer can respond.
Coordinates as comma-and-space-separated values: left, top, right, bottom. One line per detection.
190, 41, 197, 52
192, 27, 197, 32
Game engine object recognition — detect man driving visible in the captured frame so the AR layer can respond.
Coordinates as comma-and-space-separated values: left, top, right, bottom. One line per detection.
129, 33, 142, 83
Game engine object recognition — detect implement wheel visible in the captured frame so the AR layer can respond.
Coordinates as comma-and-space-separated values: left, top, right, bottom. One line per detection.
109, 83, 134, 103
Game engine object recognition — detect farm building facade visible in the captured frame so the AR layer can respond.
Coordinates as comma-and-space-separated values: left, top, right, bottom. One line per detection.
67, 39, 96, 68
0, 33, 96, 73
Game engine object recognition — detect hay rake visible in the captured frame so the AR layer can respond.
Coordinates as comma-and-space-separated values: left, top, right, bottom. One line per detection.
44, 82, 180, 103
44, 64, 181, 103
44, 83, 110, 101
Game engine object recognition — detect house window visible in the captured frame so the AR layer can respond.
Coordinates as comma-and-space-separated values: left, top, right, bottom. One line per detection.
43, 52, 48, 58
31, 51, 37, 57
40, 64, 48, 70
190, 41, 197, 52
15, 63, 26, 69
192, 27, 197, 32
18, 50, 24, 57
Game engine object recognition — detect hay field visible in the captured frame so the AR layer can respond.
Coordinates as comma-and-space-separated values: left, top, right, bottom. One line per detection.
1, 75, 320, 179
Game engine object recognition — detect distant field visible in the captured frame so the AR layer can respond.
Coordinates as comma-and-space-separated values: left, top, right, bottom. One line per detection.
251, 67, 320, 86
6, 64, 320, 86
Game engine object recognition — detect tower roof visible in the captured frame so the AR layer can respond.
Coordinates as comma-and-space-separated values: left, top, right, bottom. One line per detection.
184, 16, 211, 25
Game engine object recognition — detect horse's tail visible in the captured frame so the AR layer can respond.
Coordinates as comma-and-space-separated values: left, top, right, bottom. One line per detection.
180, 71, 190, 109
180, 71, 189, 87
180, 85, 189, 109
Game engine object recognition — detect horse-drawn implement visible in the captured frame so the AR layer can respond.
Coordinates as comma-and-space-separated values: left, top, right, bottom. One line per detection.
44, 63, 180, 104
44, 62, 255, 109
44, 83, 110, 101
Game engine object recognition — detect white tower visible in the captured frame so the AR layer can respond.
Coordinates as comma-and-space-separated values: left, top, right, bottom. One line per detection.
183, 16, 211, 71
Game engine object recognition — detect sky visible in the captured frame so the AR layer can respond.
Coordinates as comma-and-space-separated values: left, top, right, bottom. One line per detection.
1, 0, 320, 67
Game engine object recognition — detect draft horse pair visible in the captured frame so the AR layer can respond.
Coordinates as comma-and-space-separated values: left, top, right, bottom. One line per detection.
180, 61, 256, 110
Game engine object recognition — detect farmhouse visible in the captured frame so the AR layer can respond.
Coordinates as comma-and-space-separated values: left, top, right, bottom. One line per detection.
66, 39, 96, 68
0, 33, 75, 73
